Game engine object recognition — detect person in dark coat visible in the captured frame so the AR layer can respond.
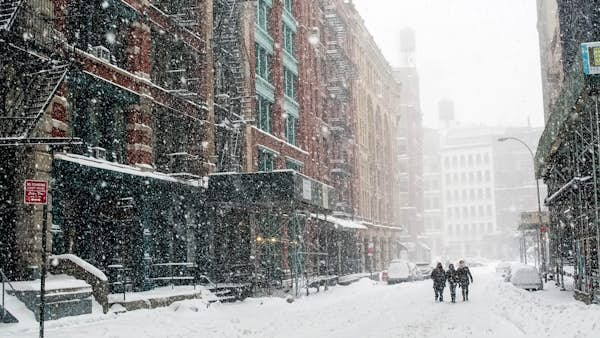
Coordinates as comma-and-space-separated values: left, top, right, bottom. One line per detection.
446, 264, 458, 303
456, 260, 473, 301
430, 262, 446, 302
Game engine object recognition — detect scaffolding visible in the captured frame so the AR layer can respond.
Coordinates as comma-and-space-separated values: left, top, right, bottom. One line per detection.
537, 56, 600, 303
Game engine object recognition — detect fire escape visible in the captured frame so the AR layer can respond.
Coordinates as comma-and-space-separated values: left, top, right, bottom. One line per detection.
213, 0, 251, 172
0, 0, 70, 141
324, 3, 354, 217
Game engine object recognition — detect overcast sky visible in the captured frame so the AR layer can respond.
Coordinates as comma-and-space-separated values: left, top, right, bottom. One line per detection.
352, 0, 544, 128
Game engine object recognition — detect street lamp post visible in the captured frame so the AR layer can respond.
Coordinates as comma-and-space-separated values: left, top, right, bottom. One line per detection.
498, 137, 546, 273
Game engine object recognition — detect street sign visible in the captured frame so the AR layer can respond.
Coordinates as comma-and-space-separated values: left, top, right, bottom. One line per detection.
24, 180, 47, 205
582, 42, 600, 75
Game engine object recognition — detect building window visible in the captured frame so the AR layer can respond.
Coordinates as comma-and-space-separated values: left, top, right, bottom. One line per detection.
488, 223, 493, 232
286, 158, 303, 172
282, 24, 295, 56
255, 43, 272, 82
258, 148, 275, 171
283, 0, 293, 13
285, 115, 297, 145
256, 0, 270, 32
485, 170, 491, 182
257, 95, 272, 133
284, 67, 297, 100
486, 205, 493, 216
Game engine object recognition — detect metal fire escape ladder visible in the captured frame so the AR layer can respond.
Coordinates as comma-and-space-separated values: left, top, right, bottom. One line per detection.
0, 0, 23, 32
213, 0, 249, 172
0, 61, 69, 139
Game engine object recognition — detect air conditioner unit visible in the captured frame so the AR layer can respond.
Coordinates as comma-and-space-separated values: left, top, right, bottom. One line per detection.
89, 45, 111, 63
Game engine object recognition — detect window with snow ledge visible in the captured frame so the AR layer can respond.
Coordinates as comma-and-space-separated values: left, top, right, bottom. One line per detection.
68, 72, 139, 164
66, 1, 138, 69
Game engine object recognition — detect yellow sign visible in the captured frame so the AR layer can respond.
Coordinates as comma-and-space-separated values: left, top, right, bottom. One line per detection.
592, 47, 600, 67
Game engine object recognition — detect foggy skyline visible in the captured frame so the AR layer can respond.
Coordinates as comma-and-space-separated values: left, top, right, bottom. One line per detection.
353, 0, 544, 129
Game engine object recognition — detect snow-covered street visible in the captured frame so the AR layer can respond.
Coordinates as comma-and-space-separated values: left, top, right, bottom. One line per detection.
2, 266, 600, 338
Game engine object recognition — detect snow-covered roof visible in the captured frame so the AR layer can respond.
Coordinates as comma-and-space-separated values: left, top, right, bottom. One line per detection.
312, 214, 367, 230
364, 222, 403, 231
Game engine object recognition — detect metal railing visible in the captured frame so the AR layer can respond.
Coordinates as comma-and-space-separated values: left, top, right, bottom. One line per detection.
150, 262, 197, 290
1, 269, 17, 321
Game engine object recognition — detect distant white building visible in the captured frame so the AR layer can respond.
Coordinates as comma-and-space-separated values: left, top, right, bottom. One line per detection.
441, 141, 497, 258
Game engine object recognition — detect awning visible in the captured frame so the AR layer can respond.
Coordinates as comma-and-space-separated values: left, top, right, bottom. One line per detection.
54, 153, 203, 187
207, 170, 335, 210
362, 221, 403, 231
312, 214, 367, 230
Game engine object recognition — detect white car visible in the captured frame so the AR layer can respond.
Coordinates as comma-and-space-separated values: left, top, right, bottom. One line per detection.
387, 259, 412, 284
510, 265, 543, 291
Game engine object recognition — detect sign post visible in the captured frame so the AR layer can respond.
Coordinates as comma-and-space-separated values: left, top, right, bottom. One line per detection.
367, 242, 374, 278
24, 180, 48, 338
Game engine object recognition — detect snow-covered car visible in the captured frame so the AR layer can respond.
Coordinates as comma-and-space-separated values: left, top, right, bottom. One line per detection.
510, 265, 543, 291
387, 259, 412, 284
415, 262, 433, 279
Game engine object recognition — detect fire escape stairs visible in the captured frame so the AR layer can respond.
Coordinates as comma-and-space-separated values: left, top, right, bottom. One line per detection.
0, 0, 23, 32
0, 61, 69, 139
214, 0, 246, 172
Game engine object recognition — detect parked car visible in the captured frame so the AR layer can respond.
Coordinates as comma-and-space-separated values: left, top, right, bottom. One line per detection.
495, 261, 511, 274
510, 265, 544, 291
387, 259, 412, 284
407, 262, 423, 281
415, 262, 433, 279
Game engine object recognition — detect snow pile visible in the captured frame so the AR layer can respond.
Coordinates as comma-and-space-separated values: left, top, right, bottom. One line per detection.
169, 299, 210, 313
509, 265, 541, 285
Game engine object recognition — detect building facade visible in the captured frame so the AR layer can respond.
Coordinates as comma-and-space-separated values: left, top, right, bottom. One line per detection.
0, 0, 407, 299
536, 0, 600, 303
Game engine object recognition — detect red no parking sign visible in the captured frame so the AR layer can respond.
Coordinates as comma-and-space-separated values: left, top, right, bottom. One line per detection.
24, 179, 48, 205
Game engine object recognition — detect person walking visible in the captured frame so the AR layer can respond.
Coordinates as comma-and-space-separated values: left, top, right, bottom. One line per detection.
446, 264, 458, 303
456, 260, 473, 301
430, 262, 446, 302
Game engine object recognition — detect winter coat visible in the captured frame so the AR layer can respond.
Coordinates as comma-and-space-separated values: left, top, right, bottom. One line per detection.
446, 268, 458, 285
431, 267, 446, 288
456, 266, 473, 286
